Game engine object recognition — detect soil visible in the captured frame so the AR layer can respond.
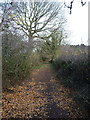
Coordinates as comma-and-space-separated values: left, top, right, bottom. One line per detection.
2, 64, 87, 119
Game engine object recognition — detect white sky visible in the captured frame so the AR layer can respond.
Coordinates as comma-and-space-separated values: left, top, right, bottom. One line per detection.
0, 0, 89, 45
65, 0, 88, 45
56, 0, 88, 45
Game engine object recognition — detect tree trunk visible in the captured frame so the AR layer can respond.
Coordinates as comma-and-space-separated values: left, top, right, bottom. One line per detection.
27, 36, 34, 53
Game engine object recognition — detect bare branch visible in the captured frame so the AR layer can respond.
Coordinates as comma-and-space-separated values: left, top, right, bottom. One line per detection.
10, 1, 65, 48
81, 0, 86, 6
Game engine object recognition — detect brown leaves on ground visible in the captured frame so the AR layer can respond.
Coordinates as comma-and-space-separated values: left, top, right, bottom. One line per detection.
2, 66, 87, 119
50, 81, 86, 118
2, 81, 48, 118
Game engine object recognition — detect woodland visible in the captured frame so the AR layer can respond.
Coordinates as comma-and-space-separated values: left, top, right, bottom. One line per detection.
0, 1, 89, 119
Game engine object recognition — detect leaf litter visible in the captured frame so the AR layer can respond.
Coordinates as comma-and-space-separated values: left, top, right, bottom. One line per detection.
2, 67, 87, 118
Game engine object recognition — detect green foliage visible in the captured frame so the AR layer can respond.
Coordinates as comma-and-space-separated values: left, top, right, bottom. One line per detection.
29, 52, 42, 67
39, 30, 62, 62
52, 45, 89, 105
53, 59, 89, 85
2, 31, 31, 89
52, 45, 89, 85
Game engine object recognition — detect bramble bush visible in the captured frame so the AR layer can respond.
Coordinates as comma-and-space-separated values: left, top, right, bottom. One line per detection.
52, 45, 89, 106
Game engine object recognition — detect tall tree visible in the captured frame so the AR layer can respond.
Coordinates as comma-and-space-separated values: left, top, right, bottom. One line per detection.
39, 29, 66, 62
10, 1, 65, 50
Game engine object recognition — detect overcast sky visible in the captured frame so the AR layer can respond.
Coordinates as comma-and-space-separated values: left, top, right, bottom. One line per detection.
65, 0, 88, 45
42, 0, 89, 45
58, 0, 88, 45
0, 0, 89, 45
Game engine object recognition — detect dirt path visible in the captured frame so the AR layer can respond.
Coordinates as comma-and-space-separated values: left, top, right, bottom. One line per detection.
2, 65, 87, 119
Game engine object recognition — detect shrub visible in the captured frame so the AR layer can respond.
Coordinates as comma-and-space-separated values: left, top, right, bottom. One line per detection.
52, 45, 89, 105
2, 32, 31, 89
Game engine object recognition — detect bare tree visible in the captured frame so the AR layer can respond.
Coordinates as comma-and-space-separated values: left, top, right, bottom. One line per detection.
10, 1, 65, 49
0, 2, 13, 30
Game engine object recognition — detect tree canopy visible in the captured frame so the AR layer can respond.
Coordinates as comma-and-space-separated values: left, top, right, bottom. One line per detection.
8, 1, 66, 49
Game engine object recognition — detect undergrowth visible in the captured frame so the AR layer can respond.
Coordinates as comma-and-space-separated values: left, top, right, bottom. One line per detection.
51, 45, 89, 116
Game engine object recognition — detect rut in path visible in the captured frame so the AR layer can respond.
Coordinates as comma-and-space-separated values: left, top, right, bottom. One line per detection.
2, 65, 87, 119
